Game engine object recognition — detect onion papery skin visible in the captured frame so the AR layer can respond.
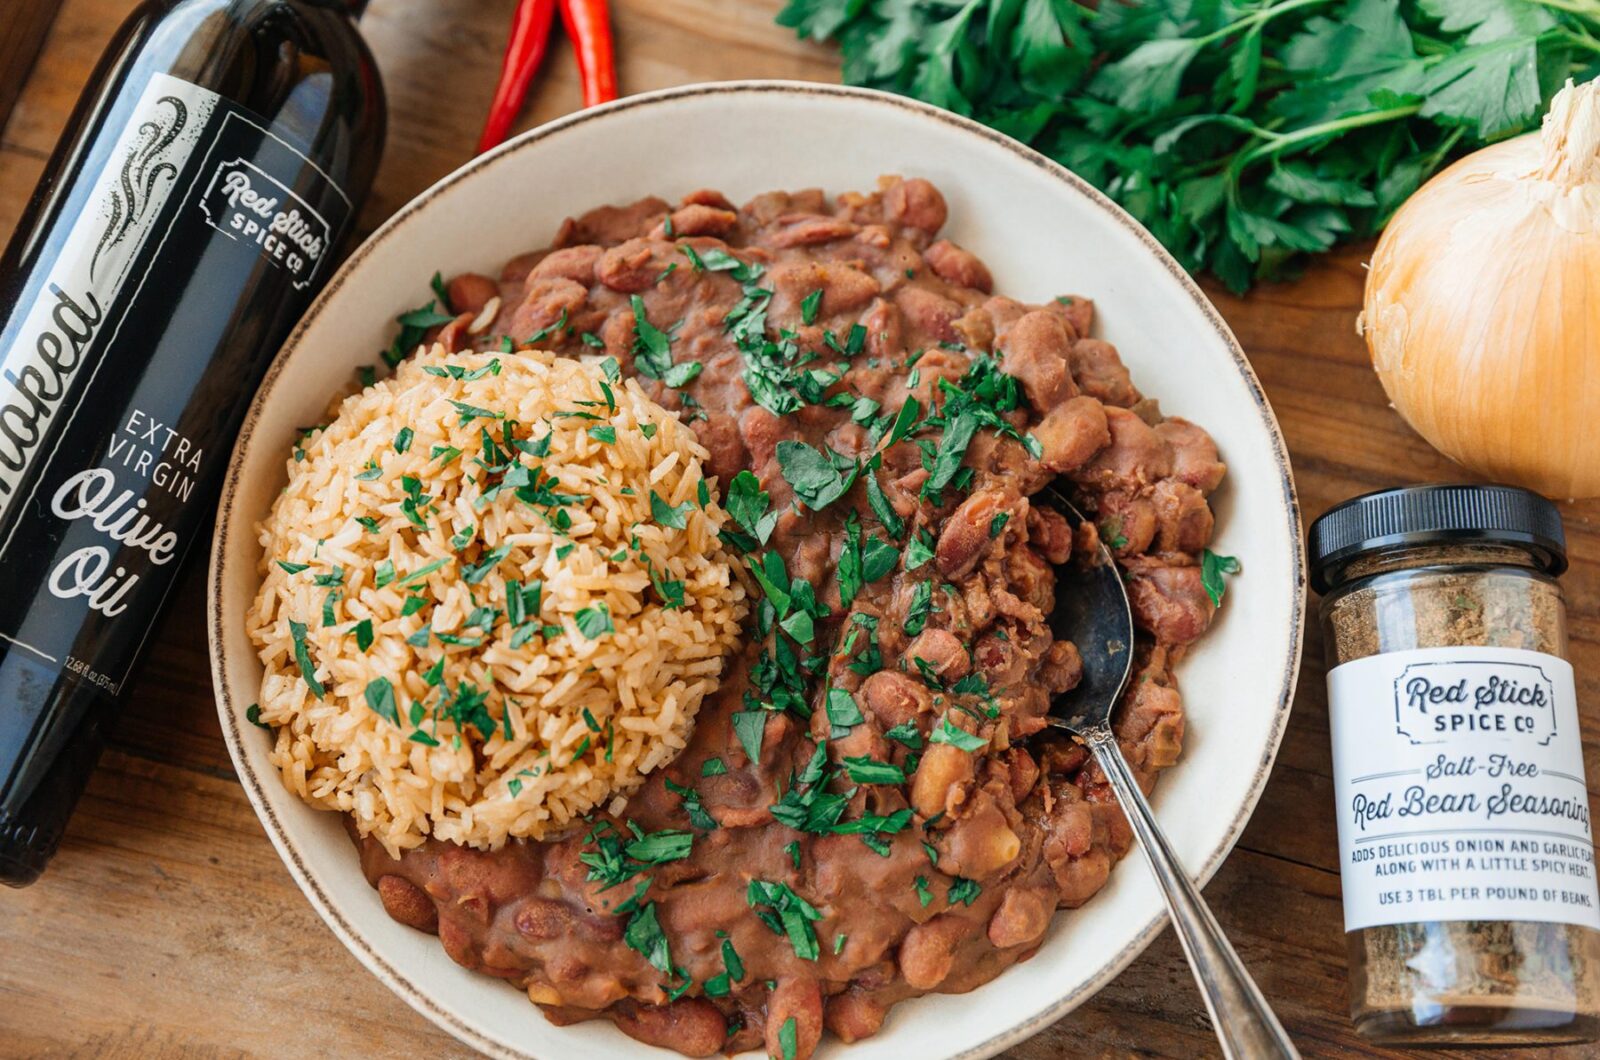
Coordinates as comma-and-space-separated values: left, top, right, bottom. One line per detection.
1363, 133, 1600, 500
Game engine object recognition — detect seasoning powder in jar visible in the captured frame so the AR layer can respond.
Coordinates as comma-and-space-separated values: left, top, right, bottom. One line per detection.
1309, 484, 1600, 1045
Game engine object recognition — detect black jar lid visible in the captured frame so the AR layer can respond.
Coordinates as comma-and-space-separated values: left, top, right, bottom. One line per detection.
1307, 483, 1567, 594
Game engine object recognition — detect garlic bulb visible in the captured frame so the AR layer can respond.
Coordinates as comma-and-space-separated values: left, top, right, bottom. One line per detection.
1362, 80, 1600, 499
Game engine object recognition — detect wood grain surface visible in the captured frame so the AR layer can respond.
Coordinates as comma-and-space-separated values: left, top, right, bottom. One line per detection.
2, 2, 1597, 1058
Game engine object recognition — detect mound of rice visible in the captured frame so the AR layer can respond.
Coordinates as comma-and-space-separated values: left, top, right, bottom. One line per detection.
246, 345, 747, 855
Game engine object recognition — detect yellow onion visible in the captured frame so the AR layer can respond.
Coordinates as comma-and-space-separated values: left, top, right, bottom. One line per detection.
1361, 79, 1600, 499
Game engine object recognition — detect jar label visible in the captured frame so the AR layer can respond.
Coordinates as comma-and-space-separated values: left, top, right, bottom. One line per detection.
1328, 645, 1600, 931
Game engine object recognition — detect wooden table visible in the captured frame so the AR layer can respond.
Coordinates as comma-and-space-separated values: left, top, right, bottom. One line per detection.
2, 2, 1597, 1057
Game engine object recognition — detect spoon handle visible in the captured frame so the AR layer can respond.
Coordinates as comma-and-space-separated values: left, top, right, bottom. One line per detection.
1089, 731, 1300, 1060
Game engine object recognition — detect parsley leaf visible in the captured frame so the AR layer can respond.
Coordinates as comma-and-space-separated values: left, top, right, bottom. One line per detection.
777, 440, 857, 510
575, 602, 615, 639
1201, 549, 1242, 607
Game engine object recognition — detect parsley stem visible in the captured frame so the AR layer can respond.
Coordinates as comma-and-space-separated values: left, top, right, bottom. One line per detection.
1227, 103, 1424, 200
1533, 0, 1600, 17
1559, 25, 1600, 54
1191, 0, 1333, 48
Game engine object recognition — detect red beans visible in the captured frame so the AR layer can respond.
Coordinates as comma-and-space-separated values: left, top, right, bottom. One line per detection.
937, 489, 1011, 580
653, 203, 739, 239
1124, 559, 1215, 645
596, 238, 663, 293
1155, 417, 1227, 494
528, 244, 602, 285
1073, 405, 1173, 490
824, 991, 888, 1043
898, 915, 969, 990
445, 273, 499, 314
905, 628, 969, 681
1038, 639, 1083, 694
1000, 310, 1077, 411
1034, 396, 1110, 473
923, 239, 993, 292
377, 874, 438, 932
1070, 337, 1140, 407
1026, 505, 1073, 564
1152, 479, 1215, 553
612, 998, 727, 1057
765, 977, 824, 1060
769, 216, 860, 247
884, 176, 948, 235
861, 670, 931, 727
987, 887, 1052, 948
514, 897, 574, 940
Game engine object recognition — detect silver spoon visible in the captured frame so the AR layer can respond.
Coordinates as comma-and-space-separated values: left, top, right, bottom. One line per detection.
1037, 485, 1299, 1060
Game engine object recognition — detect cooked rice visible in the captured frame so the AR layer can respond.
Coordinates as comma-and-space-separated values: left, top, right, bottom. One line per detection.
246, 345, 747, 855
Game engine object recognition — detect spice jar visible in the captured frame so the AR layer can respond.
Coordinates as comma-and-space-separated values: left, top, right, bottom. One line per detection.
1309, 484, 1600, 1045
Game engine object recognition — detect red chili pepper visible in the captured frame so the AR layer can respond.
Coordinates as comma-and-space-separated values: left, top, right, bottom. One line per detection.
559, 0, 618, 109
476, 0, 558, 154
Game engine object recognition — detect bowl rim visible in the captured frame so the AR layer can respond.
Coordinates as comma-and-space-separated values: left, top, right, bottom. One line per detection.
208, 77, 1306, 1060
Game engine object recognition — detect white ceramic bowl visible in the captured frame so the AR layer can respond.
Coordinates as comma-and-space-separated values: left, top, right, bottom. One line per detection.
209, 81, 1305, 1060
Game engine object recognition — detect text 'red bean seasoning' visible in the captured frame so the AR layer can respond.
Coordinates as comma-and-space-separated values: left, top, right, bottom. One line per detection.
1310, 484, 1600, 1045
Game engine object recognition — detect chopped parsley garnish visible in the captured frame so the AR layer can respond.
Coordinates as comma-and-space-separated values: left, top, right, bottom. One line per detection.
1201, 549, 1241, 607
460, 545, 510, 584
824, 687, 863, 729
863, 465, 904, 538
882, 721, 924, 749
903, 530, 935, 571
664, 778, 717, 831
288, 620, 323, 699
703, 936, 746, 997
930, 714, 987, 753
799, 288, 823, 325
778, 1017, 798, 1060
630, 295, 678, 380
398, 557, 450, 587
623, 898, 673, 975
902, 580, 933, 636
575, 602, 615, 639
449, 400, 502, 425
843, 756, 905, 785
989, 511, 1011, 538
747, 879, 823, 960
650, 490, 695, 530
364, 677, 399, 726
662, 360, 702, 388
352, 618, 374, 652
277, 560, 309, 575
948, 877, 982, 906
588, 425, 617, 445
776, 440, 857, 511
732, 710, 768, 765
1101, 517, 1129, 550
701, 757, 727, 778
721, 470, 777, 552
914, 876, 934, 908
392, 427, 414, 453
245, 703, 270, 729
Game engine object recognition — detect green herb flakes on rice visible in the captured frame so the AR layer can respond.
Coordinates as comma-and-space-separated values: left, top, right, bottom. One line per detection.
246, 346, 747, 855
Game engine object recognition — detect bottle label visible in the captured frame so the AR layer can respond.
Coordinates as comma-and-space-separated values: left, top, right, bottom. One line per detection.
1328, 645, 1600, 931
0, 72, 351, 693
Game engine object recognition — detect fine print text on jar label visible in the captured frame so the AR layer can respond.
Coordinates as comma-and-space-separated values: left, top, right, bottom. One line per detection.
1328, 645, 1600, 932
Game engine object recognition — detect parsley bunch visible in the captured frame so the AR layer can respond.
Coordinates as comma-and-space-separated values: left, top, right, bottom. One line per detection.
780, 0, 1600, 290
